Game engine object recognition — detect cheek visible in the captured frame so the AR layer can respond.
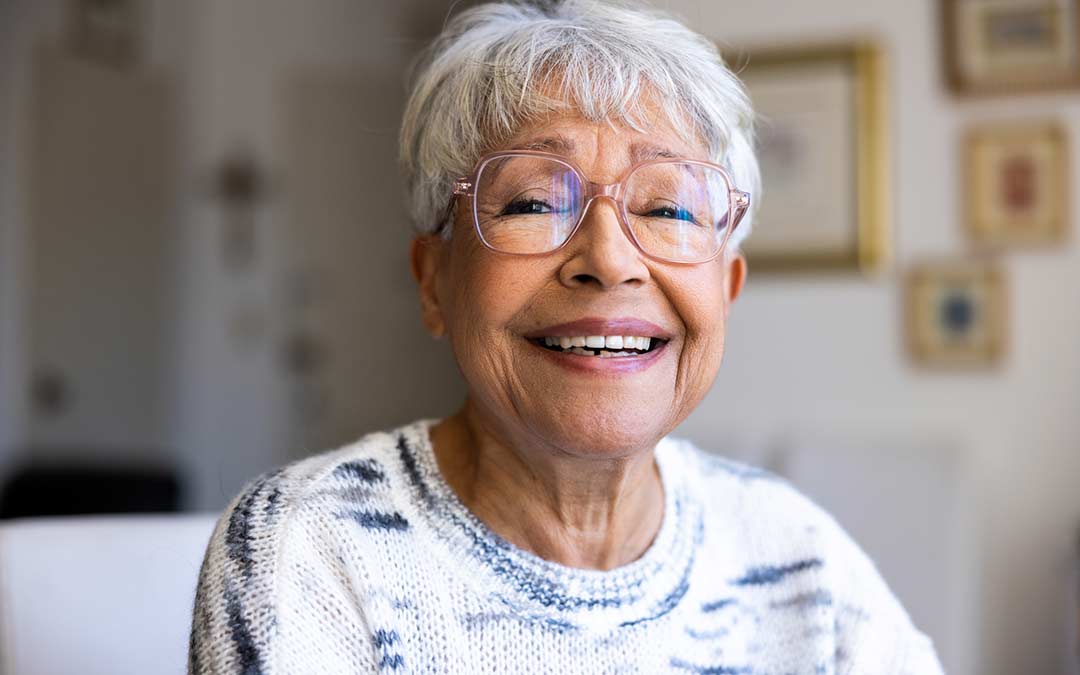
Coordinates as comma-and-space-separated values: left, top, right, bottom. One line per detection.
439, 241, 552, 388
669, 268, 730, 402
440, 231, 513, 329
675, 267, 729, 350
447, 258, 538, 335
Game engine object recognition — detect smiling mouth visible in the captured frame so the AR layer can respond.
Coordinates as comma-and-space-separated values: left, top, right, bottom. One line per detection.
528, 335, 666, 358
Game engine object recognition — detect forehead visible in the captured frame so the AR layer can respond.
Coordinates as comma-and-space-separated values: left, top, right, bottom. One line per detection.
498, 113, 708, 168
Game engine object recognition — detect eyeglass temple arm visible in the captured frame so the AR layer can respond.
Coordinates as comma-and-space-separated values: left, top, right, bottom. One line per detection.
732, 190, 751, 229
432, 179, 474, 235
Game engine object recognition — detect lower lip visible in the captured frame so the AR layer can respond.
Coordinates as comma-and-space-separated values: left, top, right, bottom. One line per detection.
525, 339, 668, 374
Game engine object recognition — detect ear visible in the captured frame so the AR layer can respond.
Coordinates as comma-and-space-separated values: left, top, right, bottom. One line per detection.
410, 235, 447, 338
724, 251, 747, 305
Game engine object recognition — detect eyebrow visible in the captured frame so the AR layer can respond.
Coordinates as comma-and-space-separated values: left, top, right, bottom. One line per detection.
510, 136, 576, 154
508, 136, 683, 164
629, 142, 681, 163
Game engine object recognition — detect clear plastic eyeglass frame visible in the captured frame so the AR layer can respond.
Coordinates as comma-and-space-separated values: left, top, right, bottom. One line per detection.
433, 150, 751, 265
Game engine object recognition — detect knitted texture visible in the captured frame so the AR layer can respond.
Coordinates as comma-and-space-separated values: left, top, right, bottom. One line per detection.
188, 419, 944, 674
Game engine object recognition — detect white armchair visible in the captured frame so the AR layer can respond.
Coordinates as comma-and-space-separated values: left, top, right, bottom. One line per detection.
0, 513, 218, 675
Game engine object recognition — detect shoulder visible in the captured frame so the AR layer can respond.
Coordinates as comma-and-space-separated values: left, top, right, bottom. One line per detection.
208, 424, 406, 550
662, 436, 944, 673
189, 422, 423, 674
662, 434, 827, 535
665, 435, 886, 587
205, 420, 422, 572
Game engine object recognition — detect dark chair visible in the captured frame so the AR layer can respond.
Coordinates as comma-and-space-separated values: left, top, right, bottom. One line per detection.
0, 457, 181, 519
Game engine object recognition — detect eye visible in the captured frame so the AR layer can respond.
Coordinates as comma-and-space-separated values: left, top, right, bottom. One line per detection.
645, 204, 697, 222
500, 198, 552, 216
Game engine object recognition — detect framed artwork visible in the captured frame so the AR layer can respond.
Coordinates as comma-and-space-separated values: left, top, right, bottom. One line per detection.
731, 43, 889, 274
965, 121, 1069, 247
66, 0, 142, 68
943, 0, 1080, 94
905, 261, 1007, 368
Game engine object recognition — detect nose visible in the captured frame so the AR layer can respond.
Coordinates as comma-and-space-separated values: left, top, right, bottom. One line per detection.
557, 196, 651, 290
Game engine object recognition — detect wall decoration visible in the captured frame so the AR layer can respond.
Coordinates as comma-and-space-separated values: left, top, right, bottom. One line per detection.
213, 147, 267, 273
943, 0, 1080, 94
281, 332, 330, 429
965, 121, 1069, 248
30, 367, 72, 419
730, 43, 889, 274
67, 0, 142, 68
905, 261, 1007, 368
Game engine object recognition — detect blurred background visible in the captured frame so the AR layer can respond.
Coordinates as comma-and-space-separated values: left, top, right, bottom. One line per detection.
1, 0, 1078, 674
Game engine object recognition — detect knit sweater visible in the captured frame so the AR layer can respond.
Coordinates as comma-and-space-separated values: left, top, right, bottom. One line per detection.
188, 418, 944, 674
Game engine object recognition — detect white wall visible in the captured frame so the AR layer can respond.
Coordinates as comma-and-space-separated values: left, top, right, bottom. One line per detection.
665, 1, 1080, 674
27, 50, 176, 451
0, 0, 22, 459
167, 0, 466, 511
0, 0, 65, 470
0, 0, 195, 469
0, 0, 465, 510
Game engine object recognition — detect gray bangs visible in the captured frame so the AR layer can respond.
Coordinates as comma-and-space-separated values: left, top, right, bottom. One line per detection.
399, 0, 761, 249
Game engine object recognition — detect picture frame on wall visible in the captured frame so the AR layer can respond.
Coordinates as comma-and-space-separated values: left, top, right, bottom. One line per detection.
730, 43, 889, 274
942, 0, 1080, 94
905, 261, 1007, 368
965, 121, 1069, 248
66, 0, 142, 68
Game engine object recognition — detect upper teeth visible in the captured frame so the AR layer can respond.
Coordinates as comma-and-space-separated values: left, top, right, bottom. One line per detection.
541, 335, 653, 350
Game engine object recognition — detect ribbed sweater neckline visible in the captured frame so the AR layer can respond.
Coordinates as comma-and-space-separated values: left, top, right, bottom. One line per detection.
396, 419, 702, 632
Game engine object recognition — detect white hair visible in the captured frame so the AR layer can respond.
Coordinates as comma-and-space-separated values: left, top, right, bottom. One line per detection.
398, 0, 760, 251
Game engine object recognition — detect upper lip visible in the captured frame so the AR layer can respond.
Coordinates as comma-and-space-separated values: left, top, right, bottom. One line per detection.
523, 317, 674, 340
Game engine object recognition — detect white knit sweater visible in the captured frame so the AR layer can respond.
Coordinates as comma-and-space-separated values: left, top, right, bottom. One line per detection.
188, 419, 944, 674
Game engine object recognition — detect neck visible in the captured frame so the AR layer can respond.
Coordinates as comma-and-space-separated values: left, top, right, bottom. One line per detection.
429, 399, 665, 570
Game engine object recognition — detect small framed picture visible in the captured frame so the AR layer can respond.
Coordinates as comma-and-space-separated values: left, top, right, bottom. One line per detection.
905, 261, 1007, 368
67, 0, 142, 68
965, 121, 1069, 248
943, 0, 1080, 94
729, 42, 889, 274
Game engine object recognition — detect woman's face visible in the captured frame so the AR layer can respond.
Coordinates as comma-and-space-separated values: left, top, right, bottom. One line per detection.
413, 112, 747, 459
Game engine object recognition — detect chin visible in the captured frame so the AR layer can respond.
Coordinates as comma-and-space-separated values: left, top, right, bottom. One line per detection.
528, 406, 669, 460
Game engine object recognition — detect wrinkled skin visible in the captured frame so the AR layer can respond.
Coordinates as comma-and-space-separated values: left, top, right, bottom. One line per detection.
410, 112, 747, 569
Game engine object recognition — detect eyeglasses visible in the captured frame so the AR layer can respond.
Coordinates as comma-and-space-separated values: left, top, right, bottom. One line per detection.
435, 150, 750, 264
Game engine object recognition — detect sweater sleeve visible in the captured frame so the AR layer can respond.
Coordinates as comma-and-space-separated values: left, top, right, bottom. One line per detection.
822, 513, 946, 675
187, 470, 380, 675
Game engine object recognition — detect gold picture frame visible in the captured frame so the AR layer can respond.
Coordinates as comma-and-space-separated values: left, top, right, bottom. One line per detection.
905, 261, 1007, 368
728, 42, 890, 275
964, 121, 1069, 248
66, 0, 143, 68
942, 0, 1080, 95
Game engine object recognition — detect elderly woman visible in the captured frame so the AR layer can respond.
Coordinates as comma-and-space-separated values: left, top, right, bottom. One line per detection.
189, 1, 944, 673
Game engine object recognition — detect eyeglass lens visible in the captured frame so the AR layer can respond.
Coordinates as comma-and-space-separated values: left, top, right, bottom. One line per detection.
472, 155, 733, 262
